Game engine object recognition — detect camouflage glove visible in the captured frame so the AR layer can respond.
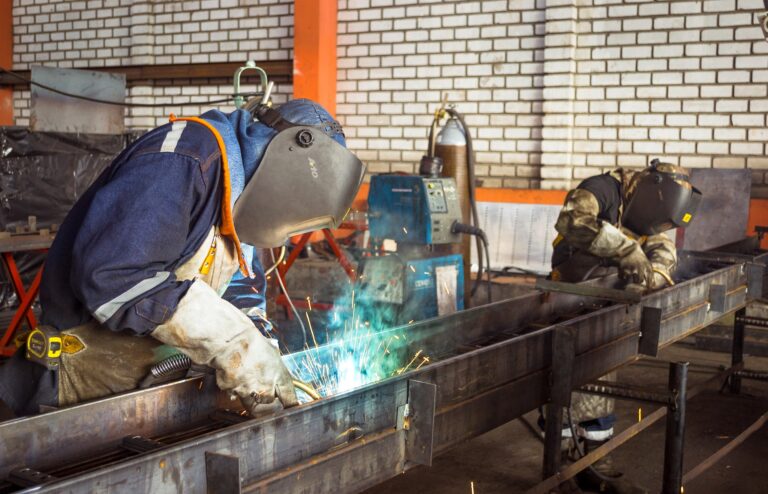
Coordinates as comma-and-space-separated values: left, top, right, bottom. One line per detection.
618, 244, 653, 286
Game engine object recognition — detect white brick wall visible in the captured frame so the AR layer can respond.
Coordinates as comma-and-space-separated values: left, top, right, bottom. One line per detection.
11, 0, 293, 128
10, 0, 768, 195
336, 0, 768, 196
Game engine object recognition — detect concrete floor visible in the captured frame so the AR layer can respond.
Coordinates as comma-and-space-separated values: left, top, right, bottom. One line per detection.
364, 344, 768, 494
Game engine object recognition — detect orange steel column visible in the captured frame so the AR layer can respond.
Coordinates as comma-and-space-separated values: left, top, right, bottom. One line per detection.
293, 0, 337, 116
0, 0, 13, 125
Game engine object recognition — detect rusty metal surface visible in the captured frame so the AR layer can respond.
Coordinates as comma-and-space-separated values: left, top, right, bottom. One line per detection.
1, 61, 293, 87
30, 66, 125, 135
0, 234, 54, 253
0, 259, 755, 494
0, 376, 224, 481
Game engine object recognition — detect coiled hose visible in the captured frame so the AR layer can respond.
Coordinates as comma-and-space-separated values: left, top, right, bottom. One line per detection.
142, 353, 321, 401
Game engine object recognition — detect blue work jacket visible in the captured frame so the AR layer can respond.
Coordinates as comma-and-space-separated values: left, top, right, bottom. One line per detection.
39, 118, 267, 335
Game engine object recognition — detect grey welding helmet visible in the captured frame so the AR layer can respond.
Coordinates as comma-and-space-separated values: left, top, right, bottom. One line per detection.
233, 102, 366, 248
621, 161, 702, 236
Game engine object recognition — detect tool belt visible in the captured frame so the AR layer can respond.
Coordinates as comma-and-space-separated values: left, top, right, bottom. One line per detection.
24, 321, 163, 406
25, 325, 85, 370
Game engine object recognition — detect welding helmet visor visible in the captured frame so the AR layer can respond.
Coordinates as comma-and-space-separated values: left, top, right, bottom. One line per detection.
622, 165, 702, 236
233, 104, 366, 248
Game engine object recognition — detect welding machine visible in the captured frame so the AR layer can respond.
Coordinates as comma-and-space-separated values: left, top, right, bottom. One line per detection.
364, 174, 466, 323
367, 175, 463, 245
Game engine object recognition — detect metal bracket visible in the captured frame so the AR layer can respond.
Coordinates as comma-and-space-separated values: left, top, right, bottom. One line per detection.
8, 467, 56, 488
708, 284, 727, 313
403, 380, 437, 466
638, 306, 662, 357
205, 452, 242, 494
746, 263, 765, 299
543, 326, 576, 478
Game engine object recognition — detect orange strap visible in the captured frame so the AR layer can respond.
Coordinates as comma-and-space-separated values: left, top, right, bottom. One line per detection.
169, 114, 249, 277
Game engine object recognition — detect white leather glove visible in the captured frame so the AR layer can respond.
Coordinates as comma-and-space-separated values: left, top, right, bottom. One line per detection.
151, 280, 298, 409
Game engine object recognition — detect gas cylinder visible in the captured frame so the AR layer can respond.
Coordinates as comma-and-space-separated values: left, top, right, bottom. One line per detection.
435, 117, 471, 308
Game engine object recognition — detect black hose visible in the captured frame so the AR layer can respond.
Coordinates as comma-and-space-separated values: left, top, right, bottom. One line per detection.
481, 232, 492, 304
139, 353, 193, 388
451, 221, 492, 304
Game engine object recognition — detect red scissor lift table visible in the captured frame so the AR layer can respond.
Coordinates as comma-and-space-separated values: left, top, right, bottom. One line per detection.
0, 233, 54, 356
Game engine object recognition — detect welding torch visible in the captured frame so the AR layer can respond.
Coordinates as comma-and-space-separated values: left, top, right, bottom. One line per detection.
143, 353, 322, 402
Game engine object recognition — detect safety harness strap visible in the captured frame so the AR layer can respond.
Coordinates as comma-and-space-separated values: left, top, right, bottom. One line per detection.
168, 114, 250, 277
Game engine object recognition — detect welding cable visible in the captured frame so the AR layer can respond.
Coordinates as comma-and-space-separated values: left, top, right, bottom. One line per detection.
264, 245, 286, 277
270, 248, 309, 348
652, 268, 675, 287
0, 67, 265, 108
481, 232, 492, 303
451, 221, 493, 303
292, 380, 321, 401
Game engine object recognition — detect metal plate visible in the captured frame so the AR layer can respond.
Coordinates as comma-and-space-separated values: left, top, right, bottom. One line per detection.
205, 452, 241, 494
405, 380, 437, 466
639, 306, 662, 357
709, 284, 727, 313
30, 66, 125, 135
683, 170, 751, 251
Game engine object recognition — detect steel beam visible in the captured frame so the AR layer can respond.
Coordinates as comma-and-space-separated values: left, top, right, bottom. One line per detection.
0, 260, 754, 494
662, 362, 689, 494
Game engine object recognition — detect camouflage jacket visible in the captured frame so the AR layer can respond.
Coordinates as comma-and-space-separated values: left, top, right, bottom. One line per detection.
551, 168, 676, 283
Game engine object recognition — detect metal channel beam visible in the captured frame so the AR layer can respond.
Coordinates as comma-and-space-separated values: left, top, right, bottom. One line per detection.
0, 377, 223, 480
7, 262, 752, 493
2, 290, 593, 486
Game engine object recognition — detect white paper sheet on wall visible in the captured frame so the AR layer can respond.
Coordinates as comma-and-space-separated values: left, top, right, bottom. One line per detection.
470, 202, 562, 275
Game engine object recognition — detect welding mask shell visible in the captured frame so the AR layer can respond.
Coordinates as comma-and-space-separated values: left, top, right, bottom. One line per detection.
233, 125, 366, 248
621, 163, 702, 236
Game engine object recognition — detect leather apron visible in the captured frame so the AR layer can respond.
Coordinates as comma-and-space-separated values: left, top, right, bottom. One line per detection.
55, 226, 240, 406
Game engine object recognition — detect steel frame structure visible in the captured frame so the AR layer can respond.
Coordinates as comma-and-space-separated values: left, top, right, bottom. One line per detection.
0, 241, 765, 494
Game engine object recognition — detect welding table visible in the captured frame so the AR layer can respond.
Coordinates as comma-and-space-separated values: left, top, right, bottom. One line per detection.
0, 233, 54, 356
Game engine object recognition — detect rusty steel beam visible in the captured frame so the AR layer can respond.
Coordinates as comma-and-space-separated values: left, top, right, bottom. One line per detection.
0, 61, 293, 88
0, 255, 758, 494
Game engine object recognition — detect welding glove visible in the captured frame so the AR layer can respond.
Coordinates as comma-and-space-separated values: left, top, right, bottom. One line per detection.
618, 246, 653, 287
588, 223, 653, 287
151, 280, 298, 409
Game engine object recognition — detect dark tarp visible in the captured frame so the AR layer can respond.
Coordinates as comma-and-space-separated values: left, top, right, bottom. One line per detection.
0, 127, 140, 307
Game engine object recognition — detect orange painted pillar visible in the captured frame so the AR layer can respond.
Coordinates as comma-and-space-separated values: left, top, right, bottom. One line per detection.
293, 0, 337, 116
0, 0, 13, 125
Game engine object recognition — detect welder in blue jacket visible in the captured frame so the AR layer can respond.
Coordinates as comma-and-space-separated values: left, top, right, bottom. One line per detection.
0, 98, 365, 416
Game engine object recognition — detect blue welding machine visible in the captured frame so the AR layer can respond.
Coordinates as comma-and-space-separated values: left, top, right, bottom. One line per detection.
359, 254, 464, 324
364, 175, 466, 323
367, 175, 463, 245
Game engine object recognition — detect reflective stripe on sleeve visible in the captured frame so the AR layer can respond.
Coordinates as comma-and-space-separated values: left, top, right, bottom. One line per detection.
93, 271, 172, 323
160, 121, 187, 153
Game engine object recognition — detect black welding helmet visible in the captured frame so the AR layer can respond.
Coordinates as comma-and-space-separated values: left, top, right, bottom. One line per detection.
233, 100, 366, 248
621, 161, 702, 236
